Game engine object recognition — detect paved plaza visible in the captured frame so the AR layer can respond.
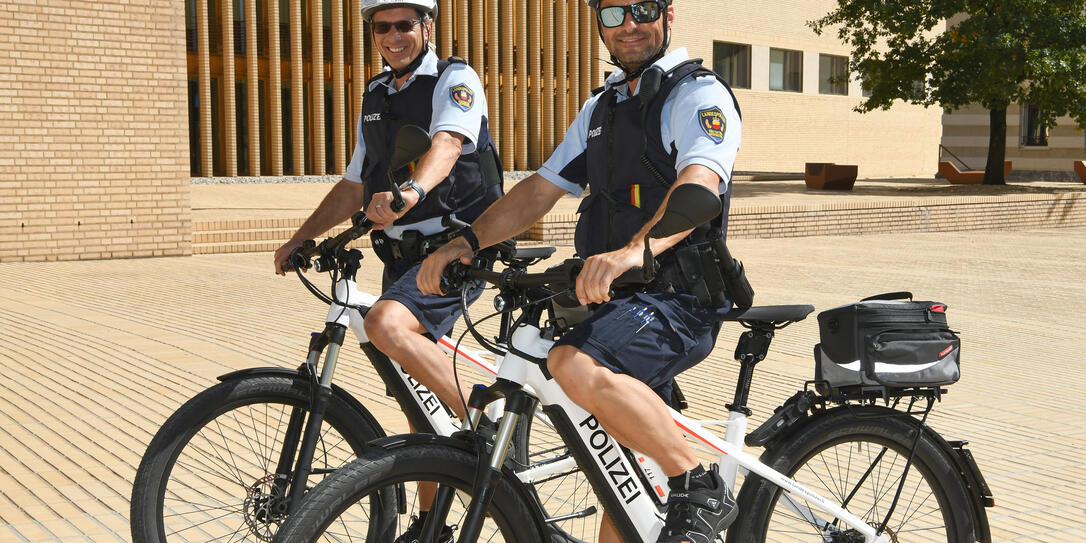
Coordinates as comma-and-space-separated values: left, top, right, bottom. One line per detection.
1, 178, 1085, 541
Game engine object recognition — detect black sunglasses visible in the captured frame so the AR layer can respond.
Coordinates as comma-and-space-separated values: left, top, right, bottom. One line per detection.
597, 1, 664, 28
372, 18, 422, 34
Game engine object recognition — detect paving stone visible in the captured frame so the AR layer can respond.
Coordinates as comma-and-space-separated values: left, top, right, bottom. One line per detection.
0, 183, 1084, 540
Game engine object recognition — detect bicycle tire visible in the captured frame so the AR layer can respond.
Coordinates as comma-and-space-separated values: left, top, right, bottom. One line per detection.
131, 374, 384, 543
272, 441, 543, 543
728, 405, 975, 543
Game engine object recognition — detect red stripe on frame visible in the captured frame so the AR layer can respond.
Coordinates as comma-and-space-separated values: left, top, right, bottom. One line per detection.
438, 338, 498, 375
674, 420, 728, 455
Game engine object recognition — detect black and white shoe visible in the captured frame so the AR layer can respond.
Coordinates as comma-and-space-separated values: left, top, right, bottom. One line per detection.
656, 464, 738, 543
394, 514, 453, 543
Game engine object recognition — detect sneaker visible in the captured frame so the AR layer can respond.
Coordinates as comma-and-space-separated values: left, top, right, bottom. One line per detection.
656, 464, 738, 543
394, 514, 453, 543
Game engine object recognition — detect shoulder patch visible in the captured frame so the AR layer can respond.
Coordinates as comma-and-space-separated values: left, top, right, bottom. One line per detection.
450, 84, 474, 112
698, 106, 725, 144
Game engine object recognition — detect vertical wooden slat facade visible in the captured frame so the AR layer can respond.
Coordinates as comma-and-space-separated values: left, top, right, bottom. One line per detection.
221, 0, 237, 175
245, 0, 260, 175
196, 0, 213, 176
186, 0, 602, 176
266, 0, 283, 175
331, 0, 346, 173
290, 0, 305, 174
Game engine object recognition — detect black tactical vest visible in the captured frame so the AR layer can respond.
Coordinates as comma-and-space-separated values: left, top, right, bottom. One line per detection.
575, 60, 740, 259
359, 57, 503, 225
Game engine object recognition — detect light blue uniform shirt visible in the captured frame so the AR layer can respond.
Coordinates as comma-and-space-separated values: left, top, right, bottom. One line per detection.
537, 48, 742, 196
344, 49, 489, 183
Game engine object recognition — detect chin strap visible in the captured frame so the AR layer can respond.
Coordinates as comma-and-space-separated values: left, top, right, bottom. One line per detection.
391, 50, 426, 78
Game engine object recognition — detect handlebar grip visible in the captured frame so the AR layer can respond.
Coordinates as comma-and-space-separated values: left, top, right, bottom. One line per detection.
612, 266, 650, 287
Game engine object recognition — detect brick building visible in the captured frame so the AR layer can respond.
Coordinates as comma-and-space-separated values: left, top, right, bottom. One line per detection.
12, 1, 1074, 262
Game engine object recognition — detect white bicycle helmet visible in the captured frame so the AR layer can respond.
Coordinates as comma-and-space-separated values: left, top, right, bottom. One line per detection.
361, 0, 437, 21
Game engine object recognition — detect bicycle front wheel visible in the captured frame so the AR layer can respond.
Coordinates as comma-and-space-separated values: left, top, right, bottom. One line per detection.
131, 373, 383, 543
729, 405, 975, 543
272, 440, 542, 543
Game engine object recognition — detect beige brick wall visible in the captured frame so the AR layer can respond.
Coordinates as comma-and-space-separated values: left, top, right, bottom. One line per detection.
668, 0, 944, 178
0, 0, 191, 262
526, 193, 1086, 245
942, 104, 1086, 173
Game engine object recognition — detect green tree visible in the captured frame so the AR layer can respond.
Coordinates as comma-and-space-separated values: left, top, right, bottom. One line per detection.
812, 0, 1086, 184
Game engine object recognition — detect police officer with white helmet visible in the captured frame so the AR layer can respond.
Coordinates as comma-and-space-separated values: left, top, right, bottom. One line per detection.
274, 2, 501, 538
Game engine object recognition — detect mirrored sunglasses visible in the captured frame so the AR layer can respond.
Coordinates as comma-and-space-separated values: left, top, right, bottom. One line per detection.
597, 1, 663, 28
372, 18, 422, 34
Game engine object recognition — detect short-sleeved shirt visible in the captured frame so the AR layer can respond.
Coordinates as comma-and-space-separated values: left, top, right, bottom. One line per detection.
344, 49, 489, 184
537, 47, 742, 197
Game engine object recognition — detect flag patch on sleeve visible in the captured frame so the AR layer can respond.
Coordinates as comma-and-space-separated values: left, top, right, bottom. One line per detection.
450, 84, 474, 111
698, 106, 725, 144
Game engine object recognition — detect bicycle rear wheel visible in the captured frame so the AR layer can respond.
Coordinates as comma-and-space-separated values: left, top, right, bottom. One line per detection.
728, 405, 975, 543
272, 440, 542, 543
131, 373, 383, 543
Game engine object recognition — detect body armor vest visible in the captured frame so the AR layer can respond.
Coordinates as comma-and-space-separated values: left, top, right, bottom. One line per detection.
360, 58, 503, 225
576, 60, 739, 259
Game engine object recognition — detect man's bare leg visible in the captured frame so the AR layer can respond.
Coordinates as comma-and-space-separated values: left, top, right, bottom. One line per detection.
547, 345, 698, 477
365, 300, 474, 520
364, 300, 473, 418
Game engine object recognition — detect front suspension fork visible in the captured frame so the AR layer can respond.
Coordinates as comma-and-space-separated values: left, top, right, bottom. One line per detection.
422, 380, 532, 543
274, 322, 346, 514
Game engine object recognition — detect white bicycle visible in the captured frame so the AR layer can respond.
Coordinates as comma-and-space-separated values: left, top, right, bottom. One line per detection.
130, 127, 602, 543
271, 184, 994, 543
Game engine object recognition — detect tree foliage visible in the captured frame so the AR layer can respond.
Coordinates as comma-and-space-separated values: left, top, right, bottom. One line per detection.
812, 1, 1086, 183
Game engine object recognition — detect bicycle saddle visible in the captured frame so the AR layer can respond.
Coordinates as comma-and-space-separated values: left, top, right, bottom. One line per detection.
721, 304, 815, 325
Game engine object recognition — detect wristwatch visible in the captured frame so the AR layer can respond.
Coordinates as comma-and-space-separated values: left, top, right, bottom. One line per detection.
399, 179, 426, 201
453, 225, 481, 253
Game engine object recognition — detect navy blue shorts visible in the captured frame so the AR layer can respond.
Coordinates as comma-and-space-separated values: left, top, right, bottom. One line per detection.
380, 259, 483, 341
554, 291, 725, 400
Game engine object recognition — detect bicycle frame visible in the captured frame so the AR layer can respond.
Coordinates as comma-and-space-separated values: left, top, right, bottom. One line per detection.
278, 273, 508, 511
476, 322, 892, 543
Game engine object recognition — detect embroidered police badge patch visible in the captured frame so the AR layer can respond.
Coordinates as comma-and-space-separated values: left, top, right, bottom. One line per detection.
698, 106, 725, 144
450, 84, 474, 111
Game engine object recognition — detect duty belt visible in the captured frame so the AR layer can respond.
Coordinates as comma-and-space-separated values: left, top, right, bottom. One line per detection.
371, 229, 454, 265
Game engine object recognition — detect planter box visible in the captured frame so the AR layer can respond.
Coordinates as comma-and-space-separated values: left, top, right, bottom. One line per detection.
939, 161, 1013, 184
805, 163, 858, 190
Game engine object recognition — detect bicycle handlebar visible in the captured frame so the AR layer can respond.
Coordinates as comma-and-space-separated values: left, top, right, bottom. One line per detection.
281, 211, 374, 273
450, 257, 653, 298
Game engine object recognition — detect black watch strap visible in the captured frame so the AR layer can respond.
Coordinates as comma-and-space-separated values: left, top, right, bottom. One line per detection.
455, 225, 480, 253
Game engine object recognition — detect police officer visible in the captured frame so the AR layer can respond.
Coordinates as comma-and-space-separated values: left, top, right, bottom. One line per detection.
419, 0, 741, 541
273, 0, 500, 471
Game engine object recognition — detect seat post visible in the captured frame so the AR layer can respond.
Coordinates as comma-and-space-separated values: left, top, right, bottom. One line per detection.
727, 325, 775, 414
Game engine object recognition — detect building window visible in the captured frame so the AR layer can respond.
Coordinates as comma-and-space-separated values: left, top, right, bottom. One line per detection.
1022, 104, 1048, 146
769, 48, 802, 92
819, 54, 848, 95
713, 42, 751, 89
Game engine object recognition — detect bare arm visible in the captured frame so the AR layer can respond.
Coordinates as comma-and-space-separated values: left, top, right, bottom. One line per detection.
273, 179, 365, 275
575, 164, 721, 304
366, 130, 464, 228
417, 173, 568, 294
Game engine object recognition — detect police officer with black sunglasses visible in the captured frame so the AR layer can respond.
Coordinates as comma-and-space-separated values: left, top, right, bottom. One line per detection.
420, 0, 743, 541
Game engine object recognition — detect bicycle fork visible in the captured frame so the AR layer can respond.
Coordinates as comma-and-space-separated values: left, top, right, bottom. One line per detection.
421, 379, 532, 543
273, 322, 347, 515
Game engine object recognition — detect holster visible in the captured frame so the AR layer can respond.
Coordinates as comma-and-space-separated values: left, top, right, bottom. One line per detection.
661, 243, 731, 309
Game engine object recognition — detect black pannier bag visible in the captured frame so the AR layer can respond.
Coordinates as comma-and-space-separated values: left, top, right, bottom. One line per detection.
814, 292, 961, 390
